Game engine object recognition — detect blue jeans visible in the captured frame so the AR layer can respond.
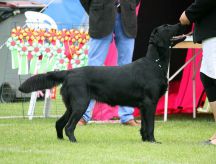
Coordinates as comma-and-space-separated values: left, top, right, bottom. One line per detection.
82, 13, 135, 123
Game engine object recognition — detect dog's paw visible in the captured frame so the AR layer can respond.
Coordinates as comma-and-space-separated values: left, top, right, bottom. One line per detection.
149, 140, 162, 144
57, 136, 64, 140
69, 138, 77, 143
56, 131, 64, 139
142, 137, 161, 144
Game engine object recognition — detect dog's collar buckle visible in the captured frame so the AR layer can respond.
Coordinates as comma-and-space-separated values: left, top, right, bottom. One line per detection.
155, 59, 162, 68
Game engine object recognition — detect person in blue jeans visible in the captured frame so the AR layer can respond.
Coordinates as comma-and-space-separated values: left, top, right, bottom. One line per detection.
79, 0, 140, 126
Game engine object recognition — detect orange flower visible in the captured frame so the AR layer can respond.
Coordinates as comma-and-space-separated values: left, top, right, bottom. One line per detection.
45, 28, 58, 42
11, 26, 24, 40
74, 29, 80, 40
69, 44, 79, 58
23, 28, 36, 41
36, 29, 46, 41
78, 30, 90, 44
68, 29, 77, 43
58, 29, 70, 42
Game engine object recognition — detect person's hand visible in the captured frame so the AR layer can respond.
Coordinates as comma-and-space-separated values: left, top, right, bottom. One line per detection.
179, 11, 191, 25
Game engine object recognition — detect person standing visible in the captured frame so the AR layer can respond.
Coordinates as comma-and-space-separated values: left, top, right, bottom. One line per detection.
179, 0, 216, 145
78, 0, 140, 126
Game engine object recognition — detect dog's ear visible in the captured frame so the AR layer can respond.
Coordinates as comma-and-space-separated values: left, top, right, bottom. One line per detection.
149, 28, 167, 48
149, 28, 158, 45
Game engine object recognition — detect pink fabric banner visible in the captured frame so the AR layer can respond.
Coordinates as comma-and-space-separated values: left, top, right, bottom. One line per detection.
174, 49, 204, 113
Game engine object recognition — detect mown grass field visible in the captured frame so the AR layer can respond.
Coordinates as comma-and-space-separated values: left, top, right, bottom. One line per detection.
0, 114, 216, 164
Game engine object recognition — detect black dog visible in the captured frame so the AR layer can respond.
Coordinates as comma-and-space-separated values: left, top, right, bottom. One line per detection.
19, 23, 186, 143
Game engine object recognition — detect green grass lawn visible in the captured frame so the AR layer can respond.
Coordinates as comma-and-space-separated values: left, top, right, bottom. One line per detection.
0, 116, 216, 164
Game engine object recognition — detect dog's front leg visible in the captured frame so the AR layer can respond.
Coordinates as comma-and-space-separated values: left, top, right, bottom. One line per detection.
139, 107, 148, 141
145, 106, 156, 143
140, 98, 158, 143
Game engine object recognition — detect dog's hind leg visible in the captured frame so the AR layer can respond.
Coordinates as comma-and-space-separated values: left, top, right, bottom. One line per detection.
65, 104, 89, 142
64, 91, 90, 142
55, 93, 72, 139
55, 108, 71, 139
140, 97, 158, 143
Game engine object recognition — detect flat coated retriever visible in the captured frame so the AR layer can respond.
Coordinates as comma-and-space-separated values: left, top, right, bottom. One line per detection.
19, 23, 186, 143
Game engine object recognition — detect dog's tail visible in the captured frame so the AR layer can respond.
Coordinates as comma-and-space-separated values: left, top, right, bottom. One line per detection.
19, 70, 68, 93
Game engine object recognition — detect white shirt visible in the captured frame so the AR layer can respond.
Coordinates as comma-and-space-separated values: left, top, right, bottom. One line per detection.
200, 37, 216, 79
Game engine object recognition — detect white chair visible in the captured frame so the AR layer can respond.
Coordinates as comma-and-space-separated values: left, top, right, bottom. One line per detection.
24, 11, 58, 30
24, 11, 58, 119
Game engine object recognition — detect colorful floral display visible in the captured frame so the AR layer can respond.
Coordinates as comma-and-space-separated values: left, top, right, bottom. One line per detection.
6, 27, 90, 75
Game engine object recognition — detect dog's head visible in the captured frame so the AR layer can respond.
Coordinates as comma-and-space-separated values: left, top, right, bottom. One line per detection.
149, 23, 187, 48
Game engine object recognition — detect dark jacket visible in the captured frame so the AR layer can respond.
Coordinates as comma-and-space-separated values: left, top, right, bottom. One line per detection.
185, 0, 216, 43
80, 0, 140, 38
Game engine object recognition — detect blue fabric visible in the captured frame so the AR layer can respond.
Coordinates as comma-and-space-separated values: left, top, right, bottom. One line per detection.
34, 0, 88, 29
83, 13, 135, 123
